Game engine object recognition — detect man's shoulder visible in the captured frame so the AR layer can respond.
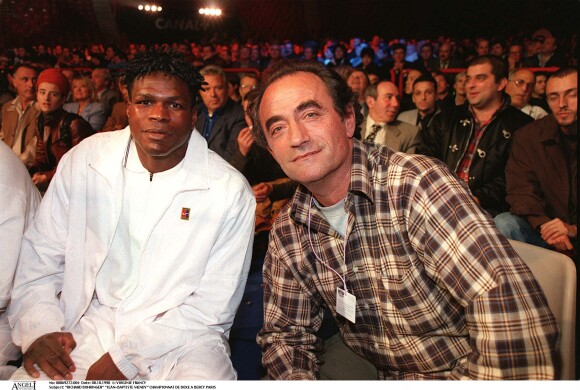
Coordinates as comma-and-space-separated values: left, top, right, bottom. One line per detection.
499, 105, 534, 129
513, 114, 558, 142
397, 109, 418, 125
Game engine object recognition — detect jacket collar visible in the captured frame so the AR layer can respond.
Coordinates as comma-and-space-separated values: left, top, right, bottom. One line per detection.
89, 127, 212, 192
539, 114, 563, 144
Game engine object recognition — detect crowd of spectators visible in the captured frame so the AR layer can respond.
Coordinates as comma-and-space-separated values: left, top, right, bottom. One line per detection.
0, 27, 577, 380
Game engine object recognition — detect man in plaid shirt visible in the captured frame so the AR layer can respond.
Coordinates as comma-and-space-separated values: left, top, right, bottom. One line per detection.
249, 60, 558, 380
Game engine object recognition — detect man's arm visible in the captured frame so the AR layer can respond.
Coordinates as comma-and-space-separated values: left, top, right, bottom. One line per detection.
409, 161, 558, 379
257, 236, 326, 380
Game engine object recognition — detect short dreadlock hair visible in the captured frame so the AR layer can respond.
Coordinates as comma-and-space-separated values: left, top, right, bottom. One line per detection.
123, 49, 206, 106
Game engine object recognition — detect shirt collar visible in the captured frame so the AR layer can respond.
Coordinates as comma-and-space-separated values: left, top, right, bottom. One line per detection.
289, 140, 376, 226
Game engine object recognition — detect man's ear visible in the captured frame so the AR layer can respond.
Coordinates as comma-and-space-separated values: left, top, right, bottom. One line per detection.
344, 105, 356, 138
498, 78, 508, 92
365, 95, 374, 110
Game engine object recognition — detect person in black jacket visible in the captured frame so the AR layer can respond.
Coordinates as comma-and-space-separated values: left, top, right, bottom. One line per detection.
419, 55, 533, 217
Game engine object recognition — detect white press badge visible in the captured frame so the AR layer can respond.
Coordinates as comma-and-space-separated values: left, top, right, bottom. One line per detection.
336, 287, 357, 323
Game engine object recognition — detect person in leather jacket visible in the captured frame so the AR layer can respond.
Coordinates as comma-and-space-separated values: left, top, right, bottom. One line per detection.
419, 55, 533, 217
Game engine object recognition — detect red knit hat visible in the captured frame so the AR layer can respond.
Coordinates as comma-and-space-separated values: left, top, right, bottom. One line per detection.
37, 68, 70, 97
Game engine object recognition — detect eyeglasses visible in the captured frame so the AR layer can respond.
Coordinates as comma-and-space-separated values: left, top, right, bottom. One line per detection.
240, 84, 256, 90
510, 79, 534, 89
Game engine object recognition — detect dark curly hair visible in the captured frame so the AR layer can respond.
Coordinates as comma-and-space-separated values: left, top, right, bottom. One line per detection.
123, 49, 206, 106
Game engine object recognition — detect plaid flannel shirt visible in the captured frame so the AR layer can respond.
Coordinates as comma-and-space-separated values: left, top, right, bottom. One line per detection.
258, 140, 558, 380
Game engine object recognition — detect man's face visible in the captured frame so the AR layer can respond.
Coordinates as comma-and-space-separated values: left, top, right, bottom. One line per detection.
37, 82, 65, 113
199, 74, 228, 113
405, 70, 422, 95
127, 72, 195, 169
438, 44, 451, 61
546, 72, 577, 129
11, 67, 37, 101
347, 70, 369, 97
508, 45, 523, 64
91, 69, 107, 91
202, 45, 214, 58
534, 74, 547, 96
239, 76, 258, 99
505, 69, 535, 109
270, 45, 281, 59
491, 43, 505, 57
420, 45, 432, 60
367, 81, 400, 123
412, 81, 437, 115
466, 63, 506, 109
434, 74, 448, 95
258, 72, 355, 190
240, 46, 250, 60
476, 40, 490, 56
392, 48, 405, 63
303, 47, 315, 61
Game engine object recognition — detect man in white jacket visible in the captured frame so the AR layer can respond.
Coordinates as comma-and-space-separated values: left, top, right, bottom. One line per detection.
0, 142, 41, 379
9, 50, 255, 380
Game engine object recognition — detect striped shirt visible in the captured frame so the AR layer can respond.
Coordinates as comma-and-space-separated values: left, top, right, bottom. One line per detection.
258, 140, 557, 380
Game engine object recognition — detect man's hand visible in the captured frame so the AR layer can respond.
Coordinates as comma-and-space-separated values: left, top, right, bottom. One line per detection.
32, 173, 48, 186
541, 218, 577, 249
86, 353, 127, 380
23, 332, 77, 380
548, 235, 574, 252
237, 127, 255, 157
253, 182, 273, 203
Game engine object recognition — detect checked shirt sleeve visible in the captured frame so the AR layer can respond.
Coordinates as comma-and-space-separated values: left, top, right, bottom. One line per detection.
407, 161, 558, 380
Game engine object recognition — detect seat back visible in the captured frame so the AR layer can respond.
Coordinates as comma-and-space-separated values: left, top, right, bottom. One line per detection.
509, 239, 577, 379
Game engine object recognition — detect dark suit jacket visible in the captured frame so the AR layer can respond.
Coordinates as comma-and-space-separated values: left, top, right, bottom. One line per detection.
195, 99, 246, 161
428, 57, 464, 70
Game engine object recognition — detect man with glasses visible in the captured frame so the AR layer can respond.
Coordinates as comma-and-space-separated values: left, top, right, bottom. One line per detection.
505, 69, 548, 119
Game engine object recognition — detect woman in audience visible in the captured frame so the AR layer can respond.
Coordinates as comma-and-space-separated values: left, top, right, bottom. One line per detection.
64, 75, 107, 131
31, 69, 93, 191
453, 71, 467, 106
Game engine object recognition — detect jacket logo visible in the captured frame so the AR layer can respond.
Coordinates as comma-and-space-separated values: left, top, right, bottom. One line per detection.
460, 119, 471, 127
502, 129, 511, 139
477, 148, 486, 158
449, 144, 459, 152
181, 208, 190, 220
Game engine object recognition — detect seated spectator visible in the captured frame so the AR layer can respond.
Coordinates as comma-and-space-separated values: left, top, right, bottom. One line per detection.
91, 68, 119, 117
328, 44, 348, 67
432, 70, 455, 113
347, 69, 370, 121
421, 56, 533, 217
475, 37, 490, 56
195, 65, 246, 161
507, 42, 524, 71
428, 42, 463, 70
64, 75, 107, 131
101, 74, 129, 132
490, 38, 507, 59
453, 71, 467, 106
226, 72, 241, 103
414, 42, 434, 72
522, 28, 568, 68
0, 141, 41, 380
0, 64, 39, 169
384, 43, 413, 81
30, 69, 94, 191
232, 45, 260, 69
356, 47, 381, 78
398, 74, 441, 136
505, 69, 548, 120
361, 80, 421, 154
530, 71, 550, 112
400, 69, 422, 112
497, 68, 577, 253
239, 73, 259, 100
8, 50, 255, 381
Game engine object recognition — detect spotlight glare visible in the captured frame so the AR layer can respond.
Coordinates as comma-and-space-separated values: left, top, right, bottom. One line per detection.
138, 4, 143, 10
158, 6, 162, 11
216, 9, 222, 16
151, 5, 157, 11
145, 5, 150, 11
